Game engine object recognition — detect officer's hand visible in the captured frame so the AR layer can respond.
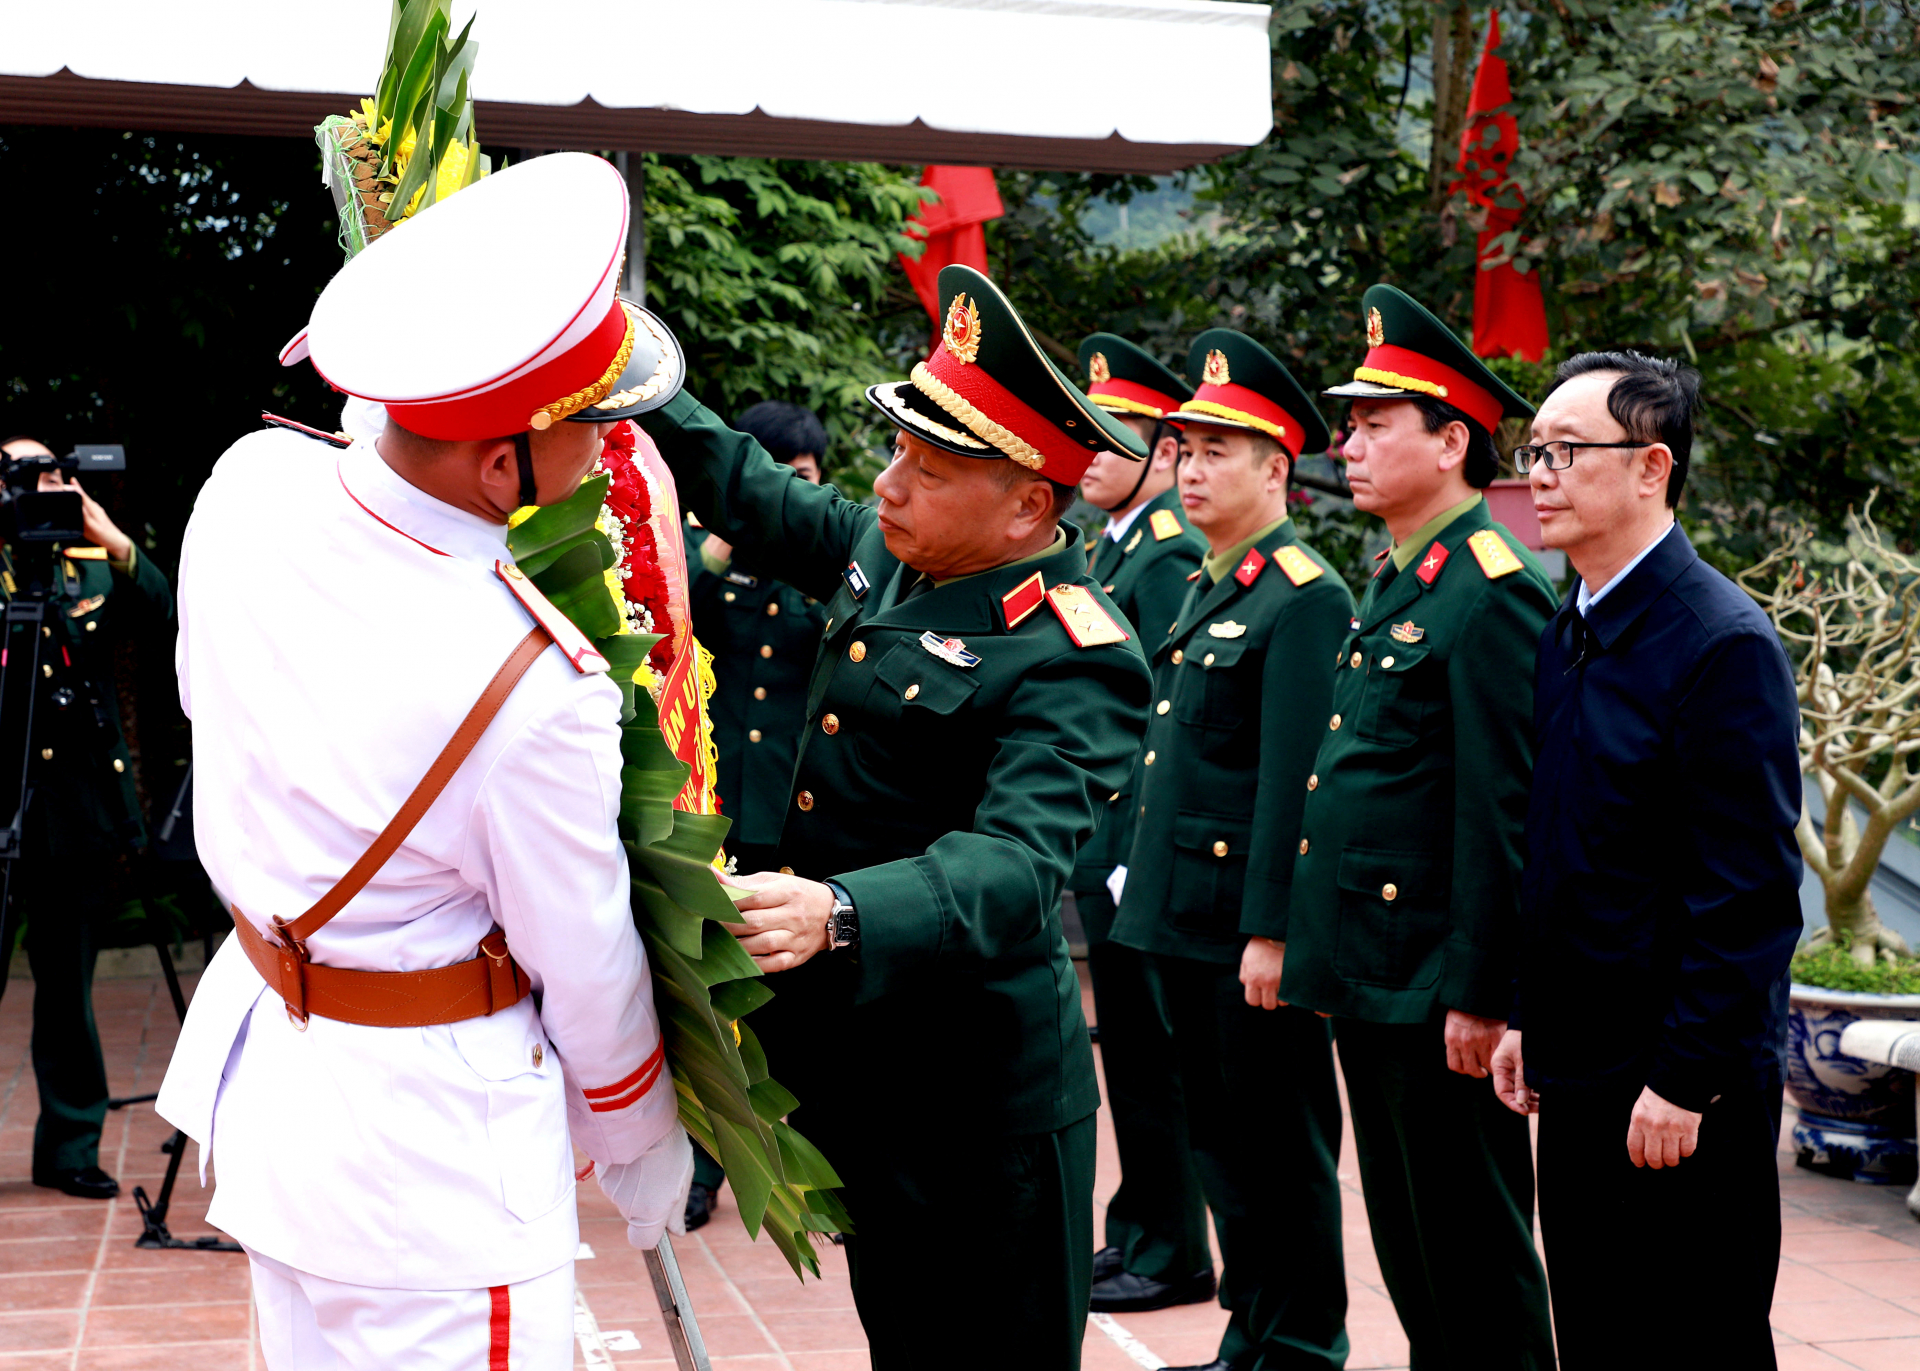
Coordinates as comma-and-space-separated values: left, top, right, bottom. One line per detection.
1626, 1086, 1702, 1170
1238, 937, 1287, 1011
1490, 1030, 1536, 1115
1443, 1008, 1506, 1079
38, 471, 132, 563
722, 872, 833, 972
596, 1127, 695, 1250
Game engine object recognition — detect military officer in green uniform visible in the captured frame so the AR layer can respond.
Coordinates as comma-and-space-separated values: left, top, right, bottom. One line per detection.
1069, 334, 1214, 1314
638, 265, 1151, 1369
1280, 286, 1557, 1367
682, 401, 833, 1228
1111, 333, 1353, 1371
0, 436, 174, 1201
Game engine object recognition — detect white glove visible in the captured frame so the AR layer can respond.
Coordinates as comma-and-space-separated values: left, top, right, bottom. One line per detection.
1105, 865, 1128, 905
596, 1126, 695, 1250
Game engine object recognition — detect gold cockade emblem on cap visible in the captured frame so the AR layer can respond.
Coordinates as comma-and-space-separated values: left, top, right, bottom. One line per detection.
1366, 307, 1385, 349
1202, 349, 1231, 386
1088, 351, 1111, 385
943, 293, 982, 365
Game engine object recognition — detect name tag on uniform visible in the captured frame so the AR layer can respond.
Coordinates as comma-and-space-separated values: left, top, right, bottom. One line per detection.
725, 569, 760, 588
920, 631, 980, 668
843, 561, 870, 599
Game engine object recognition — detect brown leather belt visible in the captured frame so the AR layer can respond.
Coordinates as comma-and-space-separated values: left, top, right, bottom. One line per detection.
234, 627, 551, 1031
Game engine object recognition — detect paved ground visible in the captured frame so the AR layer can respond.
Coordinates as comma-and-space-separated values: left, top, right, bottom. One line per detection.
1, 958, 1916, 1369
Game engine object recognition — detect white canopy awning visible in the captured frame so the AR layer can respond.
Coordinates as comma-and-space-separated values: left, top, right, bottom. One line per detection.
0, 0, 1274, 172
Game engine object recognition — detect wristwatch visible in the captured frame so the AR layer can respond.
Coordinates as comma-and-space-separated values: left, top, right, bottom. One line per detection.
824, 880, 860, 952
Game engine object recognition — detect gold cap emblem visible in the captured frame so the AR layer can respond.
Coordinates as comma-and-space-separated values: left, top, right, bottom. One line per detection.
1366, 307, 1385, 349
1202, 349, 1231, 387
942, 293, 982, 365
1088, 351, 1111, 385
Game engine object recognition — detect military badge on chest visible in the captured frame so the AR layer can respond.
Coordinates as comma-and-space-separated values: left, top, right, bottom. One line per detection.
843, 561, 870, 599
1389, 621, 1425, 645
920, 631, 981, 669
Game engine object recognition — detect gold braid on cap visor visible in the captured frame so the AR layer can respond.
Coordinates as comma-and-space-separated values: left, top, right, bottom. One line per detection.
1093, 394, 1168, 420
1352, 366, 1450, 400
909, 362, 1045, 470
1177, 399, 1287, 441
527, 310, 640, 431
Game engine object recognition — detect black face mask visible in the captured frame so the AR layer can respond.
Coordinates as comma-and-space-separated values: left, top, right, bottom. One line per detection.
514, 432, 537, 509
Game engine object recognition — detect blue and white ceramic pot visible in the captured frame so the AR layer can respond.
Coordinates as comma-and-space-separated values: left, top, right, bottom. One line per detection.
1786, 984, 1920, 1185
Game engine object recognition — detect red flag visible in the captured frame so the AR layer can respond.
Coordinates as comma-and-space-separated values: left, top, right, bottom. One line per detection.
899, 167, 1005, 334
1455, 12, 1548, 362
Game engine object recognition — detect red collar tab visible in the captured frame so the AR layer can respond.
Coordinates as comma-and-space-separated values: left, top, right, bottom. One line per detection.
921, 346, 1101, 485
1357, 344, 1504, 434
1416, 541, 1450, 585
1001, 571, 1047, 629
1089, 377, 1180, 420
375, 295, 629, 441
1235, 546, 1267, 587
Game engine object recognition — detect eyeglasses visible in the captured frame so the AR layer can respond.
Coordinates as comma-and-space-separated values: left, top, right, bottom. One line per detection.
1512, 440, 1650, 473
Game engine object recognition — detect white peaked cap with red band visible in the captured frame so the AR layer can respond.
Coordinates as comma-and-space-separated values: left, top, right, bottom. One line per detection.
280, 152, 682, 441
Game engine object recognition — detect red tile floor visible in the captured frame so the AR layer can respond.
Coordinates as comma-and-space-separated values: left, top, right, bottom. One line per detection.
1, 958, 1916, 1368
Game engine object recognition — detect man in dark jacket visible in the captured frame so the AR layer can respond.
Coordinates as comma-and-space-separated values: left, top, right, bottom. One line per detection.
1490, 353, 1803, 1370
0, 435, 174, 1201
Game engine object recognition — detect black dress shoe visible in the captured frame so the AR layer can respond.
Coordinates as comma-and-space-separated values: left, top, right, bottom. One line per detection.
683, 1181, 717, 1232
32, 1166, 120, 1200
1091, 1244, 1123, 1283
1163, 1362, 1228, 1371
1089, 1265, 1217, 1313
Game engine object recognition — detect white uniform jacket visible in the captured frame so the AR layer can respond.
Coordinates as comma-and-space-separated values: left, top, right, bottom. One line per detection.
157, 431, 677, 1289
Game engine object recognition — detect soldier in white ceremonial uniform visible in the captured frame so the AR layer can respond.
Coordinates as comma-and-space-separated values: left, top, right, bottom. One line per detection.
157, 154, 693, 1370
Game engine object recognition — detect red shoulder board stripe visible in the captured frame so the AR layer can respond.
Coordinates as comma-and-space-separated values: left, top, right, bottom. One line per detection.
1002, 571, 1047, 629
496, 561, 611, 675
1415, 542, 1449, 586
1235, 547, 1266, 587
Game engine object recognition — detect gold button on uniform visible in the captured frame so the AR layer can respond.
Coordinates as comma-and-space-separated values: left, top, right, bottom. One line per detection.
754, 686, 767, 700
904, 684, 920, 701
767, 602, 780, 617
1299, 838, 1310, 855
759, 645, 773, 658
85, 621, 96, 632
531, 1043, 545, 1068
849, 641, 867, 663
1381, 655, 1395, 669
779, 866, 794, 875
1144, 750, 1156, 766
797, 791, 815, 812
1307, 774, 1318, 791
822, 714, 840, 734
1330, 714, 1342, 730
112, 759, 125, 773
1350, 652, 1363, 668
748, 729, 763, 742
1212, 840, 1229, 857
1382, 883, 1398, 902
1156, 700, 1170, 715
1171, 649, 1184, 665
1108, 792, 1121, 803
1203, 653, 1216, 666
724, 591, 736, 603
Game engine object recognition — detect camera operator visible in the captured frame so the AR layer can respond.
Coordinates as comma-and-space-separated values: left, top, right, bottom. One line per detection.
0, 435, 173, 1200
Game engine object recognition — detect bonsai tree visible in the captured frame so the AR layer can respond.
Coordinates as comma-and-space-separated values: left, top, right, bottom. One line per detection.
1741, 500, 1918, 968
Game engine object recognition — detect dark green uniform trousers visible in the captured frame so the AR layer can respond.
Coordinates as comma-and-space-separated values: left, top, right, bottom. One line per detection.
1149, 952, 1348, 1370
23, 868, 111, 1175
1076, 888, 1211, 1281
1333, 1019, 1553, 1370
833, 1112, 1096, 1370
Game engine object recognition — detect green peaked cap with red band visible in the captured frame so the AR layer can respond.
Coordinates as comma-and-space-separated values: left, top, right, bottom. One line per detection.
1324, 284, 1536, 433
1176, 328, 1331, 460
1078, 332, 1193, 422
865, 263, 1148, 484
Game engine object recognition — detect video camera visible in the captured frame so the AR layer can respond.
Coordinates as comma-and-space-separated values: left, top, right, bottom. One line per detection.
0, 444, 126, 544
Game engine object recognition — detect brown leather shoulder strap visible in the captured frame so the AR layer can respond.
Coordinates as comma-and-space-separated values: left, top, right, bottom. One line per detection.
282, 627, 552, 944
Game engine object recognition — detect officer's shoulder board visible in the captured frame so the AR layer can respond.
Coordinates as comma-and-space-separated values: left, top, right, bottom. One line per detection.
1467, 529, 1525, 580
496, 560, 611, 674
61, 546, 108, 561
1149, 508, 1183, 542
1273, 545, 1324, 587
1046, 583, 1129, 647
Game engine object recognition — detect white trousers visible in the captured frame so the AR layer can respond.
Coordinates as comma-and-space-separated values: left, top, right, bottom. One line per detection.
249, 1250, 575, 1370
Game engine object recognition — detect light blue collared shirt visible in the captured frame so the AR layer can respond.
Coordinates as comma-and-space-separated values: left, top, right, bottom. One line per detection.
1576, 519, 1676, 617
